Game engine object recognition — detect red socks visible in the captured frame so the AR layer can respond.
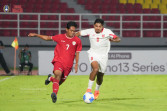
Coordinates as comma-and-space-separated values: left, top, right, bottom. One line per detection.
50, 77, 59, 95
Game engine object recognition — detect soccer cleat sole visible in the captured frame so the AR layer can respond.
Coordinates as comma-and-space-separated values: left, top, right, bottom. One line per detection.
51, 92, 57, 103
94, 95, 99, 100
45, 74, 52, 85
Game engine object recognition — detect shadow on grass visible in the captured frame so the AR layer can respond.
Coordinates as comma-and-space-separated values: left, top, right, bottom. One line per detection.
57, 97, 144, 104
98, 97, 144, 101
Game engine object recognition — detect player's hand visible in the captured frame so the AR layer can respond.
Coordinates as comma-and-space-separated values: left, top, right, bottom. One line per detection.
109, 37, 121, 42
74, 64, 78, 73
28, 33, 37, 37
109, 38, 115, 42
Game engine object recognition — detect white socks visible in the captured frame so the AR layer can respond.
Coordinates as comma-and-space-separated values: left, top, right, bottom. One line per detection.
88, 79, 94, 89
48, 77, 51, 81
95, 83, 101, 91
88, 79, 101, 91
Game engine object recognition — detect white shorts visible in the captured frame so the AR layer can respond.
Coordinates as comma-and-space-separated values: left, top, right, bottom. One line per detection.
88, 51, 108, 73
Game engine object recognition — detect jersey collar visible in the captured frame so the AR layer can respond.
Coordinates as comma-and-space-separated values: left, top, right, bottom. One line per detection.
101, 28, 104, 33
65, 34, 74, 39
94, 28, 104, 34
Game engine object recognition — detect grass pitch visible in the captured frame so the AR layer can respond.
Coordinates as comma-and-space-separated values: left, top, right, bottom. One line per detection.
0, 75, 167, 111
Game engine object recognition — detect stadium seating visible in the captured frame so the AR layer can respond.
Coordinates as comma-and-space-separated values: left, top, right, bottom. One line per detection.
0, 0, 74, 13
136, 0, 144, 4
164, 31, 167, 37
128, 0, 135, 4
120, 0, 127, 4
123, 31, 140, 37
0, 0, 167, 38
75, 0, 166, 38
0, 0, 78, 37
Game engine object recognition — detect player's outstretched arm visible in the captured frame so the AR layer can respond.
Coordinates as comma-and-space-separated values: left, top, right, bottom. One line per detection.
109, 36, 121, 42
28, 33, 52, 41
75, 31, 81, 37
74, 52, 80, 73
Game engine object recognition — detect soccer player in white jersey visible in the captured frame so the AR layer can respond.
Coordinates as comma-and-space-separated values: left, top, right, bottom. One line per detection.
75, 19, 121, 100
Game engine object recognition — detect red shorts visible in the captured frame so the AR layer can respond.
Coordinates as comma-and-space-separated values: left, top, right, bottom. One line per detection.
53, 62, 72, 83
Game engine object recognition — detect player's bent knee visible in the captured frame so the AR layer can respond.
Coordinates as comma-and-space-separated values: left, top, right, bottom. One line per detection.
53, 70, 62, 78
93, 68, 99, 73
54, 70, 62, 74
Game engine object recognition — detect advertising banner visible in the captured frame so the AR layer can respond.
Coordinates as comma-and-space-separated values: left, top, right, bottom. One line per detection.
39, 50, 167, 75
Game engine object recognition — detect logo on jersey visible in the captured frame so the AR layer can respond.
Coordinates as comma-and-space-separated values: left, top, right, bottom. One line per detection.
61, 40, 65, 42
3, 5, 10, 12
72, 41, 76, 45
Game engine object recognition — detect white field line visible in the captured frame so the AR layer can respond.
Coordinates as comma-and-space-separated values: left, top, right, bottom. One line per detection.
20, 88, 47, 91
9, 98, 82, 102
0, 76, 15, 83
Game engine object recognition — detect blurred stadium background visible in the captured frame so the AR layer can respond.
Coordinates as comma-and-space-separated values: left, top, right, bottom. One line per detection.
0, 0, 167, 74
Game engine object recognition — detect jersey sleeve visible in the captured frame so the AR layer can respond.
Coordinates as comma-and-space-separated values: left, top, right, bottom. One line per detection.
107, 29, 117, 39
80, 29, 90, 36
51, 35, 60, 42
76, 39, 82, 52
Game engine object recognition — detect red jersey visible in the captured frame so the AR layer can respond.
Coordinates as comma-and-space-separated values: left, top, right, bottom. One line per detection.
51, 34, 82, 68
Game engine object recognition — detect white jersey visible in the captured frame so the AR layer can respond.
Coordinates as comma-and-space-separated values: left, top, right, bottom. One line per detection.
80, 28, 115, 56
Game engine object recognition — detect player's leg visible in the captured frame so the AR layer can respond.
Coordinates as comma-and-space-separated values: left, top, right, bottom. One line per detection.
0, 53, 10, 74
45, 62, 63, 93
52, 70, 62, 92
87, 61, 99, 92
27, 62, 33, 75
45, 74, 52, 85
94, 58, 107, 99
50, 70, 62, 103
59, 74, 67, 86
94, 72, 104, 99
90, 61, 99, 80
44, 62, 63, 103
20, 63, 25, 73
59, 67, 71, 85
96, 72, 104, 86
51, 67, 71, 103
45, 70, 62, 103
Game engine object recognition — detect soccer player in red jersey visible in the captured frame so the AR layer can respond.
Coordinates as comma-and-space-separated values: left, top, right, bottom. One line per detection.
28, 21, 82, 103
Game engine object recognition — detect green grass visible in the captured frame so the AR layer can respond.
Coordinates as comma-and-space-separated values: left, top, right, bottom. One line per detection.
0, 75, 167, 111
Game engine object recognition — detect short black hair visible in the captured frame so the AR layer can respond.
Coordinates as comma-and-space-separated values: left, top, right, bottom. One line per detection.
66, 21, 77, 29
94, 18, 104, 26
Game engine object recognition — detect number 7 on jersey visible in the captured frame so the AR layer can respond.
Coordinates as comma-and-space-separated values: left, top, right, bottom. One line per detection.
66, 44, 70, 50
